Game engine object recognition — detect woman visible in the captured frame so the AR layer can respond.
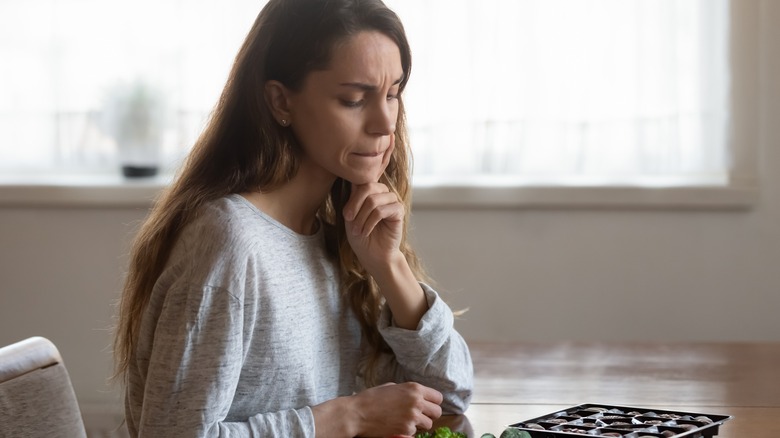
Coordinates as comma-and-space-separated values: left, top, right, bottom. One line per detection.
114, 0, 473, 436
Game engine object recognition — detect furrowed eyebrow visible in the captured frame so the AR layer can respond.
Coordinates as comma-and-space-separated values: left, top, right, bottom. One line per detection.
339, 76, 403, 91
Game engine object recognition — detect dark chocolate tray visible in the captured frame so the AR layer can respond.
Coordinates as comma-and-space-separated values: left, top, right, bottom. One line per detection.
508, 404, 732, 438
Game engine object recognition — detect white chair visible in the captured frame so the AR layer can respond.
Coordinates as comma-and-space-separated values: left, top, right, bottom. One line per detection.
0, 336, 87, 438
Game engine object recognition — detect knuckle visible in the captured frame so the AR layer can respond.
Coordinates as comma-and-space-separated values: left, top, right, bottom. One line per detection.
374, 204, 392, 217
367, 209, 382, 223
364, 195, 381, 210
405, 382, 425, 396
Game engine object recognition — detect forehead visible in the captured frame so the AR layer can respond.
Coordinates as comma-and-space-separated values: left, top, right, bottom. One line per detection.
318, 31, 404, 85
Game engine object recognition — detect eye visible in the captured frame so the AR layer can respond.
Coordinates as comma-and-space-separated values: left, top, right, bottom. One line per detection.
387, 88, 400, 101
340, 99, 365, 108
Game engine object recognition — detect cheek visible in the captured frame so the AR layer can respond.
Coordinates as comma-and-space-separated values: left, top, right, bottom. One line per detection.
292, 110, 330, 149
291, 100, 363, 161
296, 129, 347, 168
301, 120, 350, 152
299, 104, 352, 137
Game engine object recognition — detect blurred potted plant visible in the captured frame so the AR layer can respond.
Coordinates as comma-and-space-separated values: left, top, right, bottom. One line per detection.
101, 79, 166, 177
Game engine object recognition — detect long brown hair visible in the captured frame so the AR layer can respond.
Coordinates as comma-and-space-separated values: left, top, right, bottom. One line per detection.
114, 0, 423, 385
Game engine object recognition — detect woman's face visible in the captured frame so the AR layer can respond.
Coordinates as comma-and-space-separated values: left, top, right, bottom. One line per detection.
286, 31, 403, 186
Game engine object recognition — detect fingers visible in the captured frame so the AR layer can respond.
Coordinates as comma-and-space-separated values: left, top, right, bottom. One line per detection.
417, 384, 444, 423
395, 398, 442, 435
408, 383, 443, 432
419, 402, 443, 428
343, 182, 380, 222
344, 134, 399, 236
397, 382, 443, 431
350, 192, 403, 237
354, 382, 444, 438
343, 182, 404, 237
419, 384, 444, 408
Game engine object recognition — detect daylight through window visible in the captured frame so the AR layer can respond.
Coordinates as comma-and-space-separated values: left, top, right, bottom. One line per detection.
0, 0, 730, 187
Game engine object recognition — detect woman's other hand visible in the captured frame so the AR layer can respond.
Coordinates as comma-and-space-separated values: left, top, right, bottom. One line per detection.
355, 382, 442, 437
313, 382, 443, 437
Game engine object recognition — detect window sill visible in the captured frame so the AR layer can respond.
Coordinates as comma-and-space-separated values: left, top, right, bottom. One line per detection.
411, 183, 757, 210
0, 174, 758, 210
0, 174, 171, 208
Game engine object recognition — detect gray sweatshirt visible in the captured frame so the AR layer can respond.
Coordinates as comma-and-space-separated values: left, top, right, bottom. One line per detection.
125, 194, 473, 437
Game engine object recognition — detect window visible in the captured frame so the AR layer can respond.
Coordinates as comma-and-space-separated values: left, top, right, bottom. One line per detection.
392, 0, 731, 187
0, 0, 260, 174
0, 1, 757, 208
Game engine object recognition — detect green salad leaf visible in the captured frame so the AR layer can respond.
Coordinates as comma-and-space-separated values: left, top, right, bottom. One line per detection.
414, 426, 467, 438
416, 427, 530, 438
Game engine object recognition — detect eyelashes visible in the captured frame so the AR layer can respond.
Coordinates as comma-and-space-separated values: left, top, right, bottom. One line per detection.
340, 99, 364, 108
340, 94, 399, 108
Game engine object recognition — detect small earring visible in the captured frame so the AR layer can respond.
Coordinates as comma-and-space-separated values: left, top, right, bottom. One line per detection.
280, 119, 289, 127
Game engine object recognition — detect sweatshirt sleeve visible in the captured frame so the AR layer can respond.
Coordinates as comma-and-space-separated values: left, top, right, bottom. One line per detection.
376, 284, 474, 414
130, 281, 316, 438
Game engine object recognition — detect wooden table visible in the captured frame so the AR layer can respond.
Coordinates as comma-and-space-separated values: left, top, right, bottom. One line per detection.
431, 341, 780, 437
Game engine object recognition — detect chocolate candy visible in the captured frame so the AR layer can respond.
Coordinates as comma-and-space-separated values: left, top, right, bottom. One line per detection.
508, 404, 732, 437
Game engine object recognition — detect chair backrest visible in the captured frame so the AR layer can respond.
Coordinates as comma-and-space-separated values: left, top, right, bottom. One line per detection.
0, 336, 87, 438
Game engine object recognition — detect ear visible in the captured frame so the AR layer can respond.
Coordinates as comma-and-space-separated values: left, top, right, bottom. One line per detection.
264, 80, 294, 126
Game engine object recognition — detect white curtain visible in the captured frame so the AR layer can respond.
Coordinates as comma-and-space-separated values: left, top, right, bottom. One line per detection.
390, 0, 731, 185
0, 0, 730, 186
0, 0, 260, 173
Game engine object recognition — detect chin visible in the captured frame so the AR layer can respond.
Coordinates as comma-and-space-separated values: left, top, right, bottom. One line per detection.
344, 176, 376, 186
340, 169, 384, 186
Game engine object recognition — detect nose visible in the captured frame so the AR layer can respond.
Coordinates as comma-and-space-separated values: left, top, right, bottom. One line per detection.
366, 98, 396, 136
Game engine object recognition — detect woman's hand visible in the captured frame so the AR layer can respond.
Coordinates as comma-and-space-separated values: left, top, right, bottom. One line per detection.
355, 382, 444, 437
343, 134, 402, 272
356, 382, 443, 437
342, 134, 428, 329
343, 180, 405, 273
312, 382, 443, 437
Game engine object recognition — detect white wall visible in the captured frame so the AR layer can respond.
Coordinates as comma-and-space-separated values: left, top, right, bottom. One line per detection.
1, 0, 778, 416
